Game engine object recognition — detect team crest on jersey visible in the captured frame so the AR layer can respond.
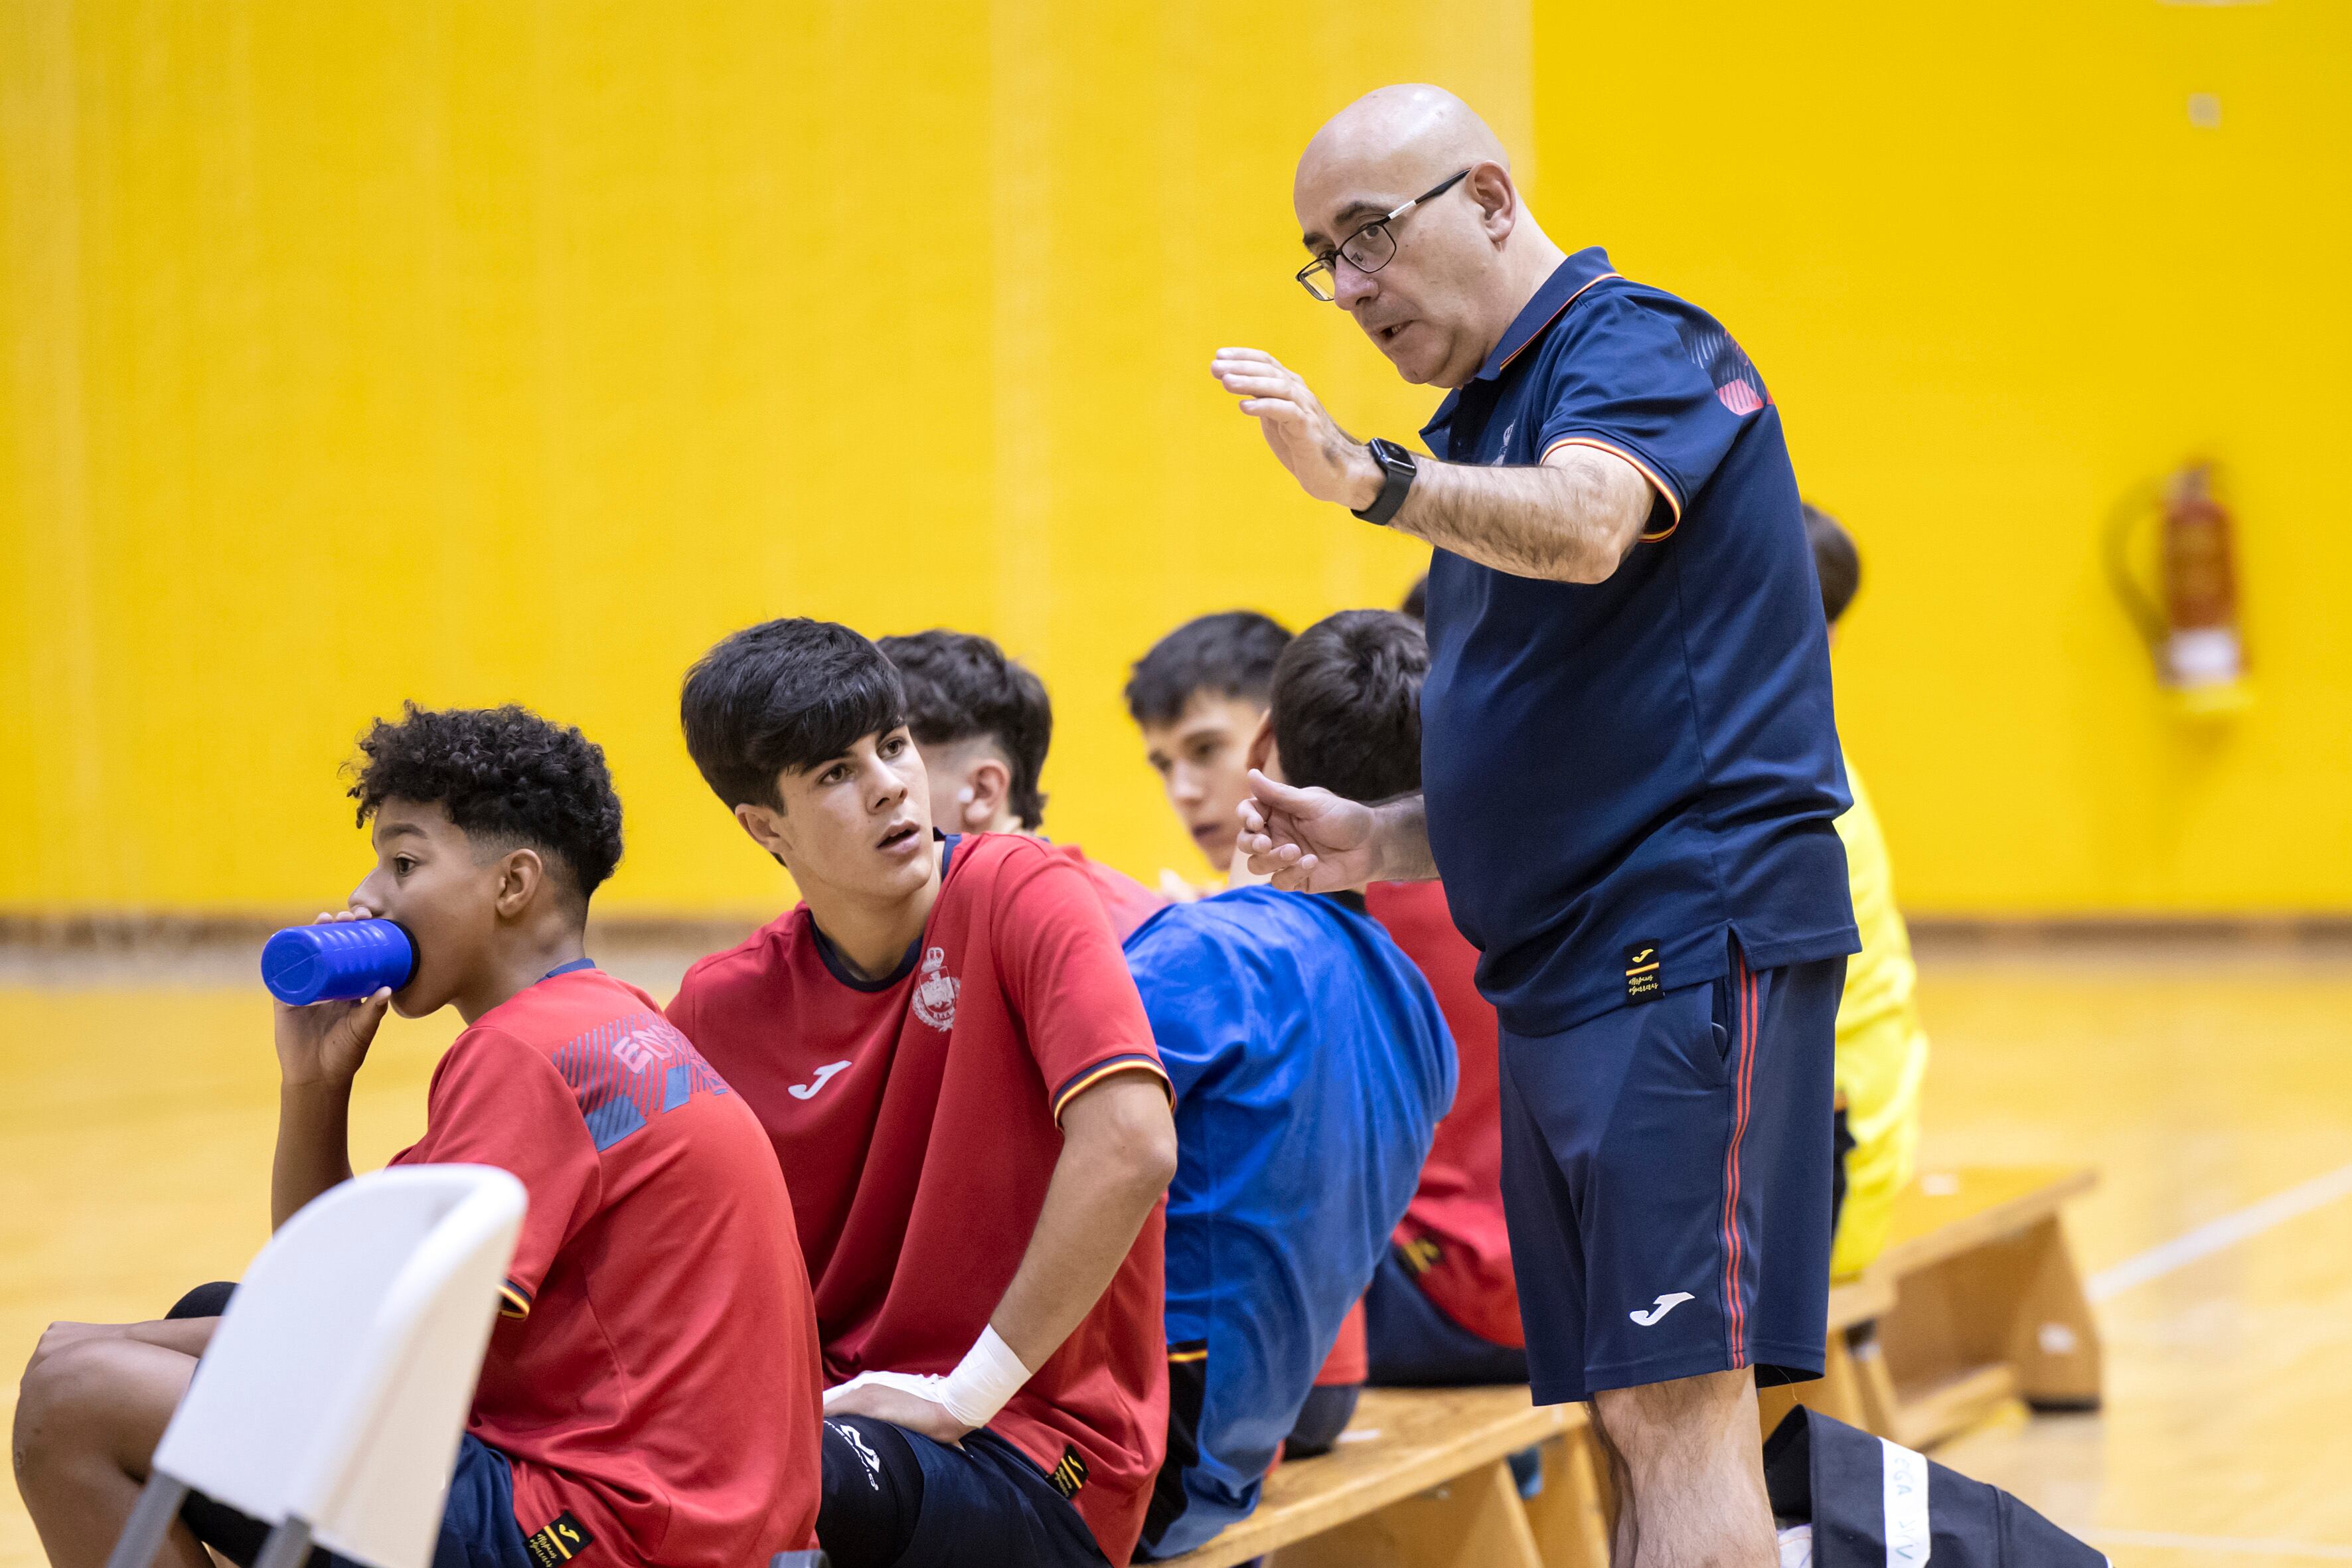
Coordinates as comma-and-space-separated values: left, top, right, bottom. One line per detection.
910, 945, 961, 1032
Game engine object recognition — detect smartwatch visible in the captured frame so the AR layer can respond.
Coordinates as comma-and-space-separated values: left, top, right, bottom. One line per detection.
1352, 438, 1419, 527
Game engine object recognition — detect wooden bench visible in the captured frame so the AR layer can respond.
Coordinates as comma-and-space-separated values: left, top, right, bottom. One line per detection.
1761, 1165, 2101, 1449
1158, 1385, 1610, 1568
1166, 1166, 2096, 1566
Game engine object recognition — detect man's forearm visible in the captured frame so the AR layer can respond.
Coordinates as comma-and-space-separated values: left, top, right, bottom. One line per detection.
1387, 454, 1647, 584
1371, 795, 1439, 883
272, 1081, 356, 1231
986, 1081, 1174, 1372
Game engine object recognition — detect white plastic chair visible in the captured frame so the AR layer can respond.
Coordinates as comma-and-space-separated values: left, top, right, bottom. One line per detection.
108, 1164, 527, 1568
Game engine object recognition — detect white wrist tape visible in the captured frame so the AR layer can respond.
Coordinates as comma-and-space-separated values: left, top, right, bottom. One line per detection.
819, 1326, 1033, 1431
937, 1326, 1032, 1429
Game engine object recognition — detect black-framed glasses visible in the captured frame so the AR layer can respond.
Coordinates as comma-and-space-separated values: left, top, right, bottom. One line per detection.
1295, 169, 1470, 302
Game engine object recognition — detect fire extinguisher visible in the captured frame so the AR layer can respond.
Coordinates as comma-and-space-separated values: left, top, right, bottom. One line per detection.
2104, 463, 2252, 714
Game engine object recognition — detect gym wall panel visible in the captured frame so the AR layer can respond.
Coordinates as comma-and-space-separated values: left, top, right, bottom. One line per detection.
1, 0, 1529, 915
1533, 0, 2351, 913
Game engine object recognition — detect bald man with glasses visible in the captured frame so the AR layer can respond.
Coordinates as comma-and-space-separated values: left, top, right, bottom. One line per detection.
1217, 86, 1859, 1568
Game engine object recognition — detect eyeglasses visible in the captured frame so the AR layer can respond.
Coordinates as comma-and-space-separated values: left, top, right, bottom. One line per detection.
1295, 169, 1470, 303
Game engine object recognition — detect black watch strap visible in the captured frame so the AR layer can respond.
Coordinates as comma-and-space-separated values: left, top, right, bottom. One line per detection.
1352, 439, 1419, 527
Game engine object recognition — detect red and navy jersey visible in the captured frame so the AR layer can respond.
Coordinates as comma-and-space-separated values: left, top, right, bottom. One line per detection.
392, 965, 823, 1568
1365, 881, 1522, 1349
666, 833, 1172, 1567
1419, 248, 1857, 1034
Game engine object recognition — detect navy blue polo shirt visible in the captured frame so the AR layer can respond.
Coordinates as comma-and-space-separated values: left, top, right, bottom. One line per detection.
1417, 248, 1857, 1036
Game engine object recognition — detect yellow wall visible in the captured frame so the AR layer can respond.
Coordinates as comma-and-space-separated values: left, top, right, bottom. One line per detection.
1535, 0, 2351, 913
0, 0, 1522, 917
3, 1, 2345, 919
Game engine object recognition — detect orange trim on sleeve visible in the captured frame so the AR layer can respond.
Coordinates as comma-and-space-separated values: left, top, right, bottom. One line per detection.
497, 1282, 532, 1320
1541, 435, 1682, 540
1051, 1056, 1174, 1124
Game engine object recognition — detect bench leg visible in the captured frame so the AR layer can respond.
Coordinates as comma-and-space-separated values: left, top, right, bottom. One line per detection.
1522, 1430, 1612, 1568
1755, 1329, 1873, 1439
1845, 1323, 1903, 1437
2006, 1216, 2102, 1409
1275, 1456, 1543, 1568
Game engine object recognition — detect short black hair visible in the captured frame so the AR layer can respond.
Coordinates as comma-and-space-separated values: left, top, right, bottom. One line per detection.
1268, 610, 1427, 803
1804, 503, 1861, 625
680, 618, 906, 811
1123, 611, 1293, 728
349, 704, 623, 907
879, 629, 1052, 832
1400, 574, 1427, 621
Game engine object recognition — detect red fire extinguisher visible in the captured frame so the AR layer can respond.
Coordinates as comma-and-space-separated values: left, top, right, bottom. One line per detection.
2105, 463, 2252, 714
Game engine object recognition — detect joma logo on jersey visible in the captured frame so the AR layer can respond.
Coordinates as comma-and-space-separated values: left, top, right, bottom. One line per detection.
524, 1512, 593, 1567
911, 946, 960, 1032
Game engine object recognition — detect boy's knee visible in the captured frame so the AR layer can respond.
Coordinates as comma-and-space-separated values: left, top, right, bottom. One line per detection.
13, 1339, 112, 1473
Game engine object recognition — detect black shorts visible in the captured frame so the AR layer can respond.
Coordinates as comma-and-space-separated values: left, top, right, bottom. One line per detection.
819, 1415, 1107, 1568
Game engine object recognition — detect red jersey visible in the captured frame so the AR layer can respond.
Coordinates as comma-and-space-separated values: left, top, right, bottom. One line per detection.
1313, 1300, 1368, 1386
666, 834, 1172, 1567
392, 965, 823, 1568
1046, 840, 1167, 941
1363, 882, 1523, 1348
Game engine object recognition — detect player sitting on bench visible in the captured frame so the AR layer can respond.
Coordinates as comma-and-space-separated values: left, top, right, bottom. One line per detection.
1124, 610, 1294, 886
1124, 609, 1373, 1418
1804, 507, 1932, 1278
1124, 609, 1456, 1560
1370, 580, 1528, 1389
880, 629, 1164, 938
13, 704, 826, 1568
666, 619, 1180, 1568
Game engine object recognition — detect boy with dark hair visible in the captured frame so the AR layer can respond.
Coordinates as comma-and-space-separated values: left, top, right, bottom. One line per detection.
1123, 611, 1293, 877
880, 629, 1163, 939
1121, 608, 1372, 1409
1125, 610, 1455, 1559
1802, 505, 1930, 1277
14, 705, 824, 1568
668, 618, 1180, 1568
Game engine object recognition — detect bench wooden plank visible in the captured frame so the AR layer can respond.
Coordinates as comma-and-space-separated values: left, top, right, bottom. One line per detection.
1769, 1166, 2102, 1449
1277, 1458, 1546, 1568
1162, 1387, 1574, 1568
1873, 1166, 2096, 1275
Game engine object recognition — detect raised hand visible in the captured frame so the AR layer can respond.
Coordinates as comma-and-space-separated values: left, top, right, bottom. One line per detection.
1210, 348, 1381, 509
1235, 769, 1379, 892
272, 909, 391, 1087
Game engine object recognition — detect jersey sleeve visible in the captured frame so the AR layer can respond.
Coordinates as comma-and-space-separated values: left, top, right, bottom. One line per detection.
994, 847, 1172, 1121
396, 1028, 603, 1320
1121, 919, 1246, 1107
1534, 289, 1770, 540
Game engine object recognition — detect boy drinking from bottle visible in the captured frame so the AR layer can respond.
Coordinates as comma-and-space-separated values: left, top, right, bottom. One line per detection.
13, 704, 824, 1568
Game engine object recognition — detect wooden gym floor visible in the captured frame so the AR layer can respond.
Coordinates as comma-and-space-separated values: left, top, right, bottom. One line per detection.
3, 939, 2349, 1568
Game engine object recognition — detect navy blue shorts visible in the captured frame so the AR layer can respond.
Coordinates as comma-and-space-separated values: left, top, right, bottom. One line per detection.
181, 1433, 530, 1568
1364, 1246, 1530, 1387
820, 1417, 1108, 1568
1497, 941, 1843, 1404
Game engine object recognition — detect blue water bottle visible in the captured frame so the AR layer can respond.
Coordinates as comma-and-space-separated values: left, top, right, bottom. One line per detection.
260, 919, 419, 1006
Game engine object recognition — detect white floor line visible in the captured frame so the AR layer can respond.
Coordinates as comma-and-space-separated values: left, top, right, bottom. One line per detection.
2087, 1160, 2352, 1302
2086, 1529, 2352, 1561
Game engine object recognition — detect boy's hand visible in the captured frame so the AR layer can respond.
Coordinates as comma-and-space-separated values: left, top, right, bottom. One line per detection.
273, 909, 392, 1087
824, 1377, 974, 1447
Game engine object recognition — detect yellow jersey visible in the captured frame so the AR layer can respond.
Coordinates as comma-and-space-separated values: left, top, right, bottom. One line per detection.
1828, 755, 1931, 1278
